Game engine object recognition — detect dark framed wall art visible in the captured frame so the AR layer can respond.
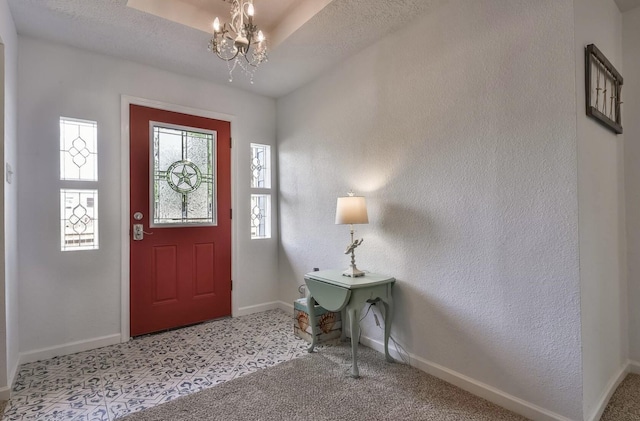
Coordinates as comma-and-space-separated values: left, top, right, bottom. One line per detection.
585, 43, 623, 135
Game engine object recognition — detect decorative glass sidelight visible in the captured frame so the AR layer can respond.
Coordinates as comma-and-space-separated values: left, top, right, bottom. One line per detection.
251, 194, 271, 239
152, 124, 216, 226
60, 189, 99, 251
60, 117, 98, 181
250, 143, 271, 188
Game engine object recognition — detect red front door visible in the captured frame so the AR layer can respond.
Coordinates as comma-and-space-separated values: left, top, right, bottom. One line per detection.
130, 104, 231, 336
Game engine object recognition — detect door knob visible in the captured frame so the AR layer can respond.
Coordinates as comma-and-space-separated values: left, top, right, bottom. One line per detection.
132, 224, 152, 241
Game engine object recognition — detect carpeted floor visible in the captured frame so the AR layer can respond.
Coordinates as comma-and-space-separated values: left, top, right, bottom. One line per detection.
120, 344, 526, 421
601, 373, 640, 420
3, 341, 640, 420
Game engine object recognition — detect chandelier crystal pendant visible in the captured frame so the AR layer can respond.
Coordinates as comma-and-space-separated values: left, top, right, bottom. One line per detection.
208, 0, 268, 84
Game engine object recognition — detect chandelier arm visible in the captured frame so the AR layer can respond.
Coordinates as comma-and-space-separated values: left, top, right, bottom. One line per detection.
242, 54, 256, 66
215, 48, 240, 62
209, 36, 240, 61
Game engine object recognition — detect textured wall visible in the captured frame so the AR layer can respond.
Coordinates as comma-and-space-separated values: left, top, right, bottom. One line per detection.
624, 8, 640, 361
16, 37, 277, 353
0, 0, 18, 390
574, 1, 627, 418
277, 0, 582, 418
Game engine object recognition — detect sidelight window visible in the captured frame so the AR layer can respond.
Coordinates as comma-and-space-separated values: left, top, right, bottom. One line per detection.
250, 143, 271, 188
250, 143, 271, 239
60, 117, 97, 181
60, 117, 99, 251
251, 194, 271, 239
60, 189, 99, 250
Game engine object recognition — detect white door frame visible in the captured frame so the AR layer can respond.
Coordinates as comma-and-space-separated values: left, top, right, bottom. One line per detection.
120, 95, 237, 342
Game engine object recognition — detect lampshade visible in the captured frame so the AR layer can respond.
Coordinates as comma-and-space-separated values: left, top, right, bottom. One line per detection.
335, 196, 369, 225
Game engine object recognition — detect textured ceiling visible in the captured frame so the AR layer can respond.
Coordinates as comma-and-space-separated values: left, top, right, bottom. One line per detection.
127, 0, 301, 36
179, 0, 299, 32
7, 0, 447, 98
614, 0, 640, 12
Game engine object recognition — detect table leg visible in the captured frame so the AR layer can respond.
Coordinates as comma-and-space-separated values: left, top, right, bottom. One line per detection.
306, 293, 317, 353
349, 305, 361, 378
382, 295, 394, 363
340, 308, 347, 342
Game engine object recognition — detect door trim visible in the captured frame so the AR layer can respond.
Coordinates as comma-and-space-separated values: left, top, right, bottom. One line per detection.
120, 95, 237, 342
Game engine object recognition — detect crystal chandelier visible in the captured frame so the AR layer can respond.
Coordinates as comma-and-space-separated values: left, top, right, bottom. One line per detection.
208, 0, 268, 84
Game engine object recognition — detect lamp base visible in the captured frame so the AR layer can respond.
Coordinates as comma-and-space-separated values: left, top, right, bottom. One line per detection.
342, 265, 365, 277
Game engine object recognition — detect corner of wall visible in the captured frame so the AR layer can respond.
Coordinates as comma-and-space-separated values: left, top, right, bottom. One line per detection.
0, 0, 19, 395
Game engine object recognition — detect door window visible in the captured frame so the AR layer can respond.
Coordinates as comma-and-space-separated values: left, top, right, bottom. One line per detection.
151, 123, 216, 227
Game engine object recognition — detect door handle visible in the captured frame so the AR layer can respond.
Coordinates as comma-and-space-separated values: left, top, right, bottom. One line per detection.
133, 224, 153, 241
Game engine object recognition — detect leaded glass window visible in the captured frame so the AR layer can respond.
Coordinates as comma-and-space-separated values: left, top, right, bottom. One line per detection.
152, 124, 216, 226
61, 189, 99, 251
250, 143, 271, 189
251, 194, 271, 239
60, 117, 97, 181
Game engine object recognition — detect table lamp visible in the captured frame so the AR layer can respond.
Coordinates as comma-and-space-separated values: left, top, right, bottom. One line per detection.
335, 193, 369, 277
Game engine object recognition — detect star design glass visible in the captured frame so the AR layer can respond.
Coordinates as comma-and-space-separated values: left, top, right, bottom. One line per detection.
152, 125, 216, 226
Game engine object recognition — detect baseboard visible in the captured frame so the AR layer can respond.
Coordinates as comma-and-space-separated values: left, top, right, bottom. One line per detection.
4, 356, 21, 399
19, 303, 292, 365
8, 358, 19, 387
586, 363, 628, 421
359, 335, 573, 421
0, 386, 10, 401
628, 359, 640, 374
19, 334, 122, 365
278, 300, 294, 312
235, 301, 282, 317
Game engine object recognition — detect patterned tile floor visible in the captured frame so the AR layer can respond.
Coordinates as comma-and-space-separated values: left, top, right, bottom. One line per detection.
4, 309, 309, 420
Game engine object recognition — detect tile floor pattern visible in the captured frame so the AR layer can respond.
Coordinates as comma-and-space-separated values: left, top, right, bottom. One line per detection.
4, 309, 309, 420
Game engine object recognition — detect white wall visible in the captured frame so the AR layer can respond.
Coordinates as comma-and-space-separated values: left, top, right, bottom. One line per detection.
17, 36, 278, 355
624, 7, 640, 362
0, 0, 18, 395
277, 0, 582, 419
574, 1, 627, 419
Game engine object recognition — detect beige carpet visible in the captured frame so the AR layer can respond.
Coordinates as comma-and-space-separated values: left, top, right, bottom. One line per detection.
601, 373, 640, 420
121, 344, 525, 421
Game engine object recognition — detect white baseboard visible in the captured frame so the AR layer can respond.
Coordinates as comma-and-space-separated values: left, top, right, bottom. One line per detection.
235, 301, 282, 317
8, 358, 19, 386
19, 334, 122, 365
4, 356, 21, 399
359, 335, 573, 421
278, 300, 294, 313
18, 302, 292, 367
236, 300, 297, 317
586, 363, 628, 421
628, 359, 640, 374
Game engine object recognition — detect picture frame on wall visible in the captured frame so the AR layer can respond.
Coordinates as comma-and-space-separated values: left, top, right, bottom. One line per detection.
585, 43, 623, 135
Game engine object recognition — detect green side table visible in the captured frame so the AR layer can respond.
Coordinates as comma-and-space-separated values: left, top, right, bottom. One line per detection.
304, 270, 396, 378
